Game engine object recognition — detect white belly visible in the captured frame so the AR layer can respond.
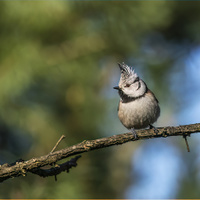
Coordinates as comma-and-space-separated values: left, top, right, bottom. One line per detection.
118, 94, 160, 129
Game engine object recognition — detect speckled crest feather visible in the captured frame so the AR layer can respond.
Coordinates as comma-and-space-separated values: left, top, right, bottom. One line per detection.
118, 62, 138, 82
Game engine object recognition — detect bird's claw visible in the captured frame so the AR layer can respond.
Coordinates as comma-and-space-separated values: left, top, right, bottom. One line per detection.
149, 124, 159, 135
130, 128, 138, 139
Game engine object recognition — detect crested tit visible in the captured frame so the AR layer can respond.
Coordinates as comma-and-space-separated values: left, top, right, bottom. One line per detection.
114, 63, 160, 137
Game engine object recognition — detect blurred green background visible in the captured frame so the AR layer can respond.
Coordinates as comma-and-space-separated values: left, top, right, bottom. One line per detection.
0, 1, 200, 198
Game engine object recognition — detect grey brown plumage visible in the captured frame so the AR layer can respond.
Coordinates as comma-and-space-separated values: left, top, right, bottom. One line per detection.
114, 63, 160, 131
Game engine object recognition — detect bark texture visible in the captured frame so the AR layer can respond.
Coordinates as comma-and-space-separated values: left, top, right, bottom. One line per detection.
0, 123, 199, 183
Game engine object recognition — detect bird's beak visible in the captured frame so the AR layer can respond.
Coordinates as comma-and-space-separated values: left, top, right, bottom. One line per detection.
113, 86, 120, 90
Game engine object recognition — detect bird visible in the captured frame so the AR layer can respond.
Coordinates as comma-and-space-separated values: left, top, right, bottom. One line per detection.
113, 62, 160, 137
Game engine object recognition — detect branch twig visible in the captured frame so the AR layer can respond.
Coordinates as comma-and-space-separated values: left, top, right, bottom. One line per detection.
183, 135, 190, 152
0, 123, 200, 183
50, 134, 66, 181
50, 135, 66, 153
30, 155, 81, 177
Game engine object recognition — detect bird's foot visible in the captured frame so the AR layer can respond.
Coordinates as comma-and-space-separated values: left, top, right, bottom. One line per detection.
149, 124, 159, 135
130, 128, 138, 139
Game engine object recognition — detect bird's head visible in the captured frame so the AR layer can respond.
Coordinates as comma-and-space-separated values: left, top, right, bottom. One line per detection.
113, 63, 147, 99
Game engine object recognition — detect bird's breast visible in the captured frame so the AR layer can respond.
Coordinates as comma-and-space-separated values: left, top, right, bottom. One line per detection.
118, 91, 160, 129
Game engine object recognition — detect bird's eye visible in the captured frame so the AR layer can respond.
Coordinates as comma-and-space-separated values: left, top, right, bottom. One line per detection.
134, 77, 139, 83
125, 84, 130, 87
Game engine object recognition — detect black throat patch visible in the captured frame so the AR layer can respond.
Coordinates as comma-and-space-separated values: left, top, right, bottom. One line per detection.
118, 87, 148, 103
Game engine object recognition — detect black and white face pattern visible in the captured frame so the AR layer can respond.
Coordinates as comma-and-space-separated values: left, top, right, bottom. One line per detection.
118, 63, 147, 99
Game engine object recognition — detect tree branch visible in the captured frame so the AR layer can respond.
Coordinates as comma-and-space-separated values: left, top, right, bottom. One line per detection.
30, 155, 81, 178
0, 123, 200, 183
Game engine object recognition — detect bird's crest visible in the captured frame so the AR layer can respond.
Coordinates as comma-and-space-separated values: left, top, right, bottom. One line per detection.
118, 62, 138, 81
